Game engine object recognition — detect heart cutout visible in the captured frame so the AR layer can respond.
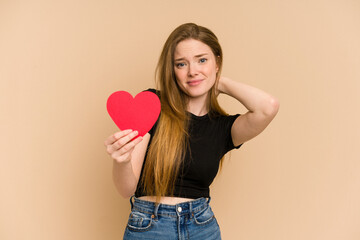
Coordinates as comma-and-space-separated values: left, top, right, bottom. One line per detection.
106, 90, 161, 137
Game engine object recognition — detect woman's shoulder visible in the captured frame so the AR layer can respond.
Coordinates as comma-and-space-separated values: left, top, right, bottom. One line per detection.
208, 110, 239, 119
143, 88, 160, 97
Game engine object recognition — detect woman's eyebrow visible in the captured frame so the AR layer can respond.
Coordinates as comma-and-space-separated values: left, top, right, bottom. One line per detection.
194, 53, 209, 58
174, 53, 209, 62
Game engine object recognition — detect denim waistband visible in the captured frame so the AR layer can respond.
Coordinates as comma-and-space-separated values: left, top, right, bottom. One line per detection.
130, 196, 211, 218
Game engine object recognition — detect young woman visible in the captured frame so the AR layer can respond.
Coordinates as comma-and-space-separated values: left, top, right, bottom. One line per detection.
104, 23, 279, 240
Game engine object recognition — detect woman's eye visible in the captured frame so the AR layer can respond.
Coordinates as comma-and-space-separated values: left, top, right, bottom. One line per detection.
176, 63, 185, 68
199, 58, 207, 63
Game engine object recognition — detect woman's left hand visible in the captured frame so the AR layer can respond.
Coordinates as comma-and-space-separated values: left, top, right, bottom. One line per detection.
216, 76, 228, 96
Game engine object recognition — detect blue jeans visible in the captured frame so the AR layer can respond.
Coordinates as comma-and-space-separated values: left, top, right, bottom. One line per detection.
123, 196, 222, 240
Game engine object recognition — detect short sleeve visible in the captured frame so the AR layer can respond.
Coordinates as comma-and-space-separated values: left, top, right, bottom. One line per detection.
224, 114, 243, 153
143, 88, 158, 95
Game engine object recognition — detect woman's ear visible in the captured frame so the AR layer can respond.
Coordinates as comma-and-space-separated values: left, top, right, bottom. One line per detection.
216, 55, 220, 72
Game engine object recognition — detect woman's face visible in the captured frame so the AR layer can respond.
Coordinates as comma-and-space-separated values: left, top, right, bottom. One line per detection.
173, 39, 218, 101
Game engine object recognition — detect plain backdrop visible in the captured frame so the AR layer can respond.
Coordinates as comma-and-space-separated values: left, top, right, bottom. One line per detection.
1, 0, 359, 239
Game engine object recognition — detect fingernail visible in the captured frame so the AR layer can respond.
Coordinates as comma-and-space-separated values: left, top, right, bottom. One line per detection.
134, 131, 138, 135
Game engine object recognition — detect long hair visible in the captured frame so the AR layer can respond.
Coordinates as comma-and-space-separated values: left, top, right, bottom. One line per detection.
141, 23, 228, 201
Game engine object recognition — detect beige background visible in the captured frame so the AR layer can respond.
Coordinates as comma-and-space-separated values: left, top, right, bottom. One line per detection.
1, 0, 359, 239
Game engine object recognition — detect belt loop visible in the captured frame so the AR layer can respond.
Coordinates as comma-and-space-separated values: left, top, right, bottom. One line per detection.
207, 197, 211, 204
189, 200, 193, 219
153, 203, 160, 220
129, 195, 134, 210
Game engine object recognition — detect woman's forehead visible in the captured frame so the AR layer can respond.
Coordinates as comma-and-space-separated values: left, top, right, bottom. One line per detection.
174, 39, 213, 59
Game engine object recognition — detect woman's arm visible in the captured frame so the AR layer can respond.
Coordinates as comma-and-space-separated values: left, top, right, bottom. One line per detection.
104, 130, 150, 198
217, 76, 280, 146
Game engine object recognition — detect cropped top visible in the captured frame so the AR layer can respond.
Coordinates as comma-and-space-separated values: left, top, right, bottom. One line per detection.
135, 89, 242, 199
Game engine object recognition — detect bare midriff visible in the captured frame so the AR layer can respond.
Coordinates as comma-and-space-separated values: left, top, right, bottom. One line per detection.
138, 196, 194, 205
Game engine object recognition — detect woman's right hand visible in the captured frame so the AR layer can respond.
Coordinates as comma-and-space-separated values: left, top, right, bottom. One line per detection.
104, 129, 143, 164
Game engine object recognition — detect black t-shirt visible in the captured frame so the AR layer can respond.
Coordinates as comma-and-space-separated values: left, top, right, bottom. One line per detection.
135, 89, 242, 199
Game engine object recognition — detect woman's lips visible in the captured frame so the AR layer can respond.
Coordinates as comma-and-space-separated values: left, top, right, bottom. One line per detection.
187, 79, 203, 86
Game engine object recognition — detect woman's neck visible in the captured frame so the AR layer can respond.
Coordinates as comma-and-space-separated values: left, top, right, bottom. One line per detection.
186, 94, 209, 116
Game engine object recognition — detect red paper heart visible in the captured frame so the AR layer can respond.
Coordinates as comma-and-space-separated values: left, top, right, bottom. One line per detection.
106, 91, 161, 137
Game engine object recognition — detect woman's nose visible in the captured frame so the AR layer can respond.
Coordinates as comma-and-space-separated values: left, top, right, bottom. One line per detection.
187, 63, 199, 77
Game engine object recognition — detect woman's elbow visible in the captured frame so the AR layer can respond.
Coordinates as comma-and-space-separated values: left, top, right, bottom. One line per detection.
117, 187, 136, 199
263, 97, 280, 118
120, 192, 135, 199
